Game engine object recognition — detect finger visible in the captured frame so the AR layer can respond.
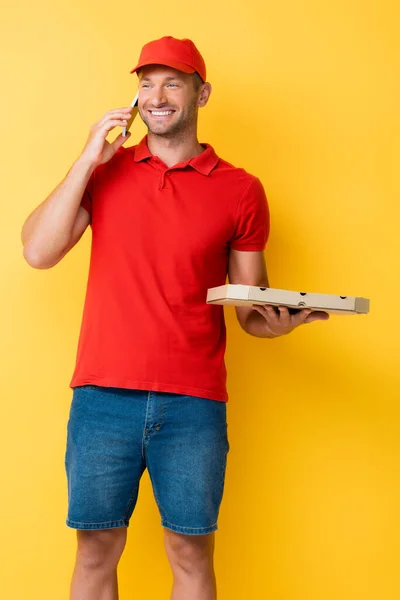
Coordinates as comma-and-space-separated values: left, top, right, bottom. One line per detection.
262, 304, 275, 315
109, 107, 133, 112
101, 119, 130, 134
95, 110, 132, 129
97, 112, 132, 128
251, 305, 263, 314
91, 117, 129, 133
291, 309, 313, 326
112, 131, 131, 150
252, 304, 271, 319
102, 107, 133, 119
277, 306, 291, 328
304, 311, 330, 323
252, 305, 271, 319
263, 305, 282, 326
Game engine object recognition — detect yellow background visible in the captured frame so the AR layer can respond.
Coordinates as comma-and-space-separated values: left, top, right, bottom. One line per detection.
1, 1, 399, 598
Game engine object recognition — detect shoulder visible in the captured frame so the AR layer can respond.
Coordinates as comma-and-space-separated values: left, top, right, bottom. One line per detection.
211, 155, 266, 206
210, 152, 269, 216
212, 153, 262, 190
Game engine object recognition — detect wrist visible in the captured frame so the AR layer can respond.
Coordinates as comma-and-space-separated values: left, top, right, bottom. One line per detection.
74, 154, 97, 173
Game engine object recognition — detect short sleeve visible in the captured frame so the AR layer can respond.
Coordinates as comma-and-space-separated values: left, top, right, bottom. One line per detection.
80, 169, 95, 218
230, 177, 270, 251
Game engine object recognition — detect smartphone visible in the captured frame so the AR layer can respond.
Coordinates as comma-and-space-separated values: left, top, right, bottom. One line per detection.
122, 91, 139, 137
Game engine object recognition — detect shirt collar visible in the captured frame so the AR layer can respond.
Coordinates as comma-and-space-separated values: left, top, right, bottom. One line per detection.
133, 135, 219, 176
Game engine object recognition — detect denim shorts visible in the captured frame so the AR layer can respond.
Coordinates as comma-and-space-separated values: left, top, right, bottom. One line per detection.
65, 385, 230, 535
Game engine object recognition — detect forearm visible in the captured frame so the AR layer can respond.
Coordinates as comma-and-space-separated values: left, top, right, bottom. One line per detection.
21, 156, 94, 265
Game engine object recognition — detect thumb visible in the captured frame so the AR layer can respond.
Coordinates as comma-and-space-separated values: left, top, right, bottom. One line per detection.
112, 131, 131, 151
304, 311, 330, 323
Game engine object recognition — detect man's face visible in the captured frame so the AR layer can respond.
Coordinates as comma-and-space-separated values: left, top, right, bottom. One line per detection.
137, 65, 205, 138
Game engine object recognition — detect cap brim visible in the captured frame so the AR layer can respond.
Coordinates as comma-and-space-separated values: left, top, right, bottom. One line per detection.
130, 59, 196, 75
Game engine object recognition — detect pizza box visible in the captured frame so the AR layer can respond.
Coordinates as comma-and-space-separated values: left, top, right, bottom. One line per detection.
206, 285, 370, 315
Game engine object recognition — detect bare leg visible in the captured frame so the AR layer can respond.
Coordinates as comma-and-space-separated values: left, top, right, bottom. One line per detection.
69, 528, 127, 600
164, 530, 217, 600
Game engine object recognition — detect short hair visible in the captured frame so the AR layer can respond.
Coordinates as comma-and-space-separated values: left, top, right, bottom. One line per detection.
192, 72, 203, 91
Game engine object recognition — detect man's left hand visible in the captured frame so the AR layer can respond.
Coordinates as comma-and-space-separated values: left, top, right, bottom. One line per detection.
251, 304, 330, 338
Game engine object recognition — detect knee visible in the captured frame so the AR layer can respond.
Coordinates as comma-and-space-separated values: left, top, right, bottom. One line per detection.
76, 528, 127, 571
164, 530, 215, 575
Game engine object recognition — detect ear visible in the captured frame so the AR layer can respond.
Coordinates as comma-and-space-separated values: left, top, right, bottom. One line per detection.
198, 82, 212, 108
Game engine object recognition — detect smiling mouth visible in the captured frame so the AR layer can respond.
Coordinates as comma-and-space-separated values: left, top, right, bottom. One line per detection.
148, 110, 175, 118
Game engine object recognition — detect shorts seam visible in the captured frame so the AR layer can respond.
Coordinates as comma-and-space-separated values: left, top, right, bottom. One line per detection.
162, 519, 218, 534
123, 484, 140, 522
66, 518, 129, 528
70, 379, 228, 401
142, 391, 150, 459
148, 468, 168, 520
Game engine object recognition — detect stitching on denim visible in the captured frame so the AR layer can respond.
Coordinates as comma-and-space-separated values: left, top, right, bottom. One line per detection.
142, 391, 150, 459
148, 467, 167, 519
78, 385, 100, 390
123, 484, 140, 522
67, 519, 128, 526
76, 379, 227, 398
160, 394, 165, 427
162, 520, 217, 531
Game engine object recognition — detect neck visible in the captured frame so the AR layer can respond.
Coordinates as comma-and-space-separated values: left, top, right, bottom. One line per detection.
146, 129, 205, 168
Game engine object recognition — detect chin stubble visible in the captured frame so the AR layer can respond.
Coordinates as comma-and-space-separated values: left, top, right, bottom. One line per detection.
140, 101, 198, 138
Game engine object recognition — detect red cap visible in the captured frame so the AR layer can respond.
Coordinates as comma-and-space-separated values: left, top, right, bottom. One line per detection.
130, 36, 206, 82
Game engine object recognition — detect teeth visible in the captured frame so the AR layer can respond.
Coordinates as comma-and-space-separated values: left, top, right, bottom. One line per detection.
151, 111, 173, 116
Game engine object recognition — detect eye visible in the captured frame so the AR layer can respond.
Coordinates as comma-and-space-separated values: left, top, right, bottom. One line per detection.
141, 83, 150, 88
167, 83, 178, 88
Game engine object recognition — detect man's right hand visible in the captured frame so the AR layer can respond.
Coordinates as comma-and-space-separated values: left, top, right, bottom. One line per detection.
79, 107, 133, 167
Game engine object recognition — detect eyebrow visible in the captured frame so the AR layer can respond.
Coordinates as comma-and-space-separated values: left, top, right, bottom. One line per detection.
140, 76, 182, 82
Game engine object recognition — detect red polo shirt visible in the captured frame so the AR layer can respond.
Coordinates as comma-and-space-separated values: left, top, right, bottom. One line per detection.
69, 136, 270, 402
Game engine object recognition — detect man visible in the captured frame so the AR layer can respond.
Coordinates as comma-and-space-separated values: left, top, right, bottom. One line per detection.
21, 36, 328, 600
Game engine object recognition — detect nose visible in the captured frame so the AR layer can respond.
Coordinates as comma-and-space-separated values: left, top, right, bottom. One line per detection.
149, 85, 168, 107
